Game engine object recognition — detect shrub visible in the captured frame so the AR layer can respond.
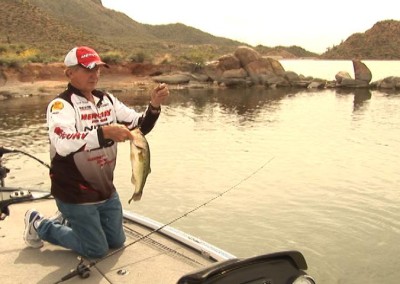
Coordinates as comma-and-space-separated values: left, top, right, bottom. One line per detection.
129, 51, 147, 63
102, 51, 123, 64
0, 56, 23, 68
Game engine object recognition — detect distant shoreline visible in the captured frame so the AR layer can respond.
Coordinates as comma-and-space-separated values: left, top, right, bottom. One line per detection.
0, 62, 169, 99
0, 74, 158, 100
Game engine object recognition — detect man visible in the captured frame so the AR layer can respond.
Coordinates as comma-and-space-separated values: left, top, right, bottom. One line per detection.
23, 46, 169, 259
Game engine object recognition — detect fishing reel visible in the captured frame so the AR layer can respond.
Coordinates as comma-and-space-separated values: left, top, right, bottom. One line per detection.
75, 257, 91, 279
55, 257, 91, 283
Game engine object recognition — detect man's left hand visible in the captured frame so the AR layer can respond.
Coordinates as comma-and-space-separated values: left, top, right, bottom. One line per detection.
150, 83, 169, 107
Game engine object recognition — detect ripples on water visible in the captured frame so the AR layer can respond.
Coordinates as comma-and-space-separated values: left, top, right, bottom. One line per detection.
1, 85, 399, 283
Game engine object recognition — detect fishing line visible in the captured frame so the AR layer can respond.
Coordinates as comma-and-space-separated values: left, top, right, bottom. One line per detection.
55, 156, 275, 283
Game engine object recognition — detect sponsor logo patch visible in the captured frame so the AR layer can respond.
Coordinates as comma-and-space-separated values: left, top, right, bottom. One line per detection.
51, 101, 64, 112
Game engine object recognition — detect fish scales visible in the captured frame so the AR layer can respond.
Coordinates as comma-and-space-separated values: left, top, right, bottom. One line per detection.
129, 128, 151, 203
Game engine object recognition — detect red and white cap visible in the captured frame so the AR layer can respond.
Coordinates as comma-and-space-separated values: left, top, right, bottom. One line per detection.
64, 46, 109, 69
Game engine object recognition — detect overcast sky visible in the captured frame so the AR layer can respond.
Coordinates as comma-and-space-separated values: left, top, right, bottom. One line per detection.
102, 0, 399, 54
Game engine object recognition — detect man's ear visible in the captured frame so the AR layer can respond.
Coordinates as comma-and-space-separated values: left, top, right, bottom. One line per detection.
64, 68, 72, 78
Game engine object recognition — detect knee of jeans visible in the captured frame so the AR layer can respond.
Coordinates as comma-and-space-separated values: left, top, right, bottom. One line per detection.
84, 244, 109, 259
109, 235, 126, 249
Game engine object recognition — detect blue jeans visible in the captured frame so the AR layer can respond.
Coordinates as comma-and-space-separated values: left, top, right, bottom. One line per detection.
37, 192, 126, 259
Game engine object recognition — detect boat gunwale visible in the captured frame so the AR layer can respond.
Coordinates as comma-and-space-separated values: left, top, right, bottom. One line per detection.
123, 210, 236, 262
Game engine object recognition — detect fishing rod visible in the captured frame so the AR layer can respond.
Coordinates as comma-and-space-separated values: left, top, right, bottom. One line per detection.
0, 147, 51, 169
55, 156, 275, 283
0, 147, 52, 220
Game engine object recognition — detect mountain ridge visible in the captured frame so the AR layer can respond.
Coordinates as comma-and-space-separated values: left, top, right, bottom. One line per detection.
1, 0, 399, 65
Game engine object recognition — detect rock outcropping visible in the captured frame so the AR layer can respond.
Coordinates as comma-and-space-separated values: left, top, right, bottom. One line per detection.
153, 46, 400, 92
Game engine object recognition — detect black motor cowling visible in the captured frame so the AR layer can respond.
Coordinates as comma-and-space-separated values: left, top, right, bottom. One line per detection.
177, 250, 315, 284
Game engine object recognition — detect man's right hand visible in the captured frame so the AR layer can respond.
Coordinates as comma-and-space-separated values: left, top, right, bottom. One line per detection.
102, 124, 133, 142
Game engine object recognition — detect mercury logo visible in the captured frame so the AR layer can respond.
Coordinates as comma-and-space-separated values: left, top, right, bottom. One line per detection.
81, 53, 96, 58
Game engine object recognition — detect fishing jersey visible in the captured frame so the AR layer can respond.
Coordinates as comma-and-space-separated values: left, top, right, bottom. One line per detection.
47, 84, 160, 204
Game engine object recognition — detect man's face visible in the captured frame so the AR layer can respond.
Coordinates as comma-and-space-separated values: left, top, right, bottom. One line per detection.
68, 65, 101, 94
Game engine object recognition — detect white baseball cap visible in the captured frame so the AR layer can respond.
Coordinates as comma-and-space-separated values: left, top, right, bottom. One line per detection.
64, 46, 109, 69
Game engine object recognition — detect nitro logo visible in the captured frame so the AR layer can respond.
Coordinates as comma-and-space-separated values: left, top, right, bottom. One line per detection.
81, 110, 111, 121
54, 127, 88, 140
79, 106, 92, 111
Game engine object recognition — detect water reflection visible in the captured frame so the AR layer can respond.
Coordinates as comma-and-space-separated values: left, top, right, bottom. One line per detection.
0, 96, 50, 129
352, 89, 372, 111
158, 87, 293, 116
1, 87, 400, 284
335, 88, 372, 111
0, 96, 51, 151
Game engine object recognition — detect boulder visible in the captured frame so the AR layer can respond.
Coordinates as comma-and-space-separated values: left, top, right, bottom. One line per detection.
221, 68, 248, 79
262, 74, 288, 87
307, 81, 326, 89
284, 71, 300, 82
221, 78, 253, 88
335, 71, 352, 84
218, 54, 241, 71
267, 57, 286, 76
378, 76, 400, 89
233, 46, 261, 66
204, 61, 223, 82
245, 57, 275, 84
340, 78, 370, 88
353, 60, 372, 83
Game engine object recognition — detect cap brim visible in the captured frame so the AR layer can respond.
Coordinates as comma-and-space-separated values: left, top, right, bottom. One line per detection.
97, 62, 110, 68
80, 61, 110, 69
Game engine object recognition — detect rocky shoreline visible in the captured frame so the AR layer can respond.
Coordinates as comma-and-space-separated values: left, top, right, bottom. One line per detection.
153, 46, 400, 91
1, 46, 399, 100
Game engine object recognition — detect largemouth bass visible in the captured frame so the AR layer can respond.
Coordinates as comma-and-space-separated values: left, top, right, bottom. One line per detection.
129, 128, 151, 203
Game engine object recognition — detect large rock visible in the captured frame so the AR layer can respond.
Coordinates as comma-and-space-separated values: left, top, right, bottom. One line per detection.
353, 60, 372, 83
217, 54, 241, 70
233, 46, 261, 66
267, 57, 286, 76
204, 60, 223, 82
335, 71, 352, 84
262, 74, 289, 87
221, 78, 253, 88
221, 68, 247, 79
340, 78, 370, 88
284, 71, 300, 82
207, 47, 290, 87
245, 57, 275, 84
373, 76, 400, 89
336, 62, 371, 88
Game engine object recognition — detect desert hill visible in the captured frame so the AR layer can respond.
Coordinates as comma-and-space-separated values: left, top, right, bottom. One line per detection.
322, 20, 400, 60
0, 0, 399, 65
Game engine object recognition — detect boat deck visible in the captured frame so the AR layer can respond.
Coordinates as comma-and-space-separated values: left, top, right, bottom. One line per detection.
0, 199, 222, 284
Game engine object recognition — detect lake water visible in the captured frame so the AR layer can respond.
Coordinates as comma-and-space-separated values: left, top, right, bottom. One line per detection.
1, 60, 399, 284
